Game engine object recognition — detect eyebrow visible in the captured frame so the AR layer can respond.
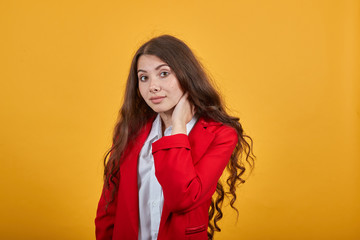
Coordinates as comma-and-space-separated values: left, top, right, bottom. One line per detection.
137, 64, 169, 73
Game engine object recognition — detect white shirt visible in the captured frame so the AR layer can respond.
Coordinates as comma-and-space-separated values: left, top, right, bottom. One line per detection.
137, 114, 198, 240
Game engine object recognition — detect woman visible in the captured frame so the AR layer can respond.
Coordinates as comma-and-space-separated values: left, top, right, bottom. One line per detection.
95, 35, 255, 240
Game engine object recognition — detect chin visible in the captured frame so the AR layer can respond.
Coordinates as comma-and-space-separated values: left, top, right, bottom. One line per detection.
150, 105, 174, 114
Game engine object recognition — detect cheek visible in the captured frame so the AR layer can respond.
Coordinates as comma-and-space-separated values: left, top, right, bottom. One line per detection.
138, 84, 147, 99
174, 88, 183, 100
169, 80, 183, 99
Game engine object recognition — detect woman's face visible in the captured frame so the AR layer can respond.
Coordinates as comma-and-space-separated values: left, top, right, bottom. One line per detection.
137, 54, 184, 115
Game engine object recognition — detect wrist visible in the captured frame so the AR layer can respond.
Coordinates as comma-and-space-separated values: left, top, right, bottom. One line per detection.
171, 123, 187, 135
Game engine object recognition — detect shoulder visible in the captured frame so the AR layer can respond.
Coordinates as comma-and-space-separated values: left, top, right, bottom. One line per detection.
194, 117, 238, 143
125, 116, 156, 151
198, 117, 237, 133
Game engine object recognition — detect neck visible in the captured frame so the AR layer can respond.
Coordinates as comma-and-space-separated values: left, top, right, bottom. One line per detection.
159, 109, 173, 131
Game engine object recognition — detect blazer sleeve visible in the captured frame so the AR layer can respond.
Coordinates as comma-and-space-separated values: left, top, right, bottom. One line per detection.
152, 125, 238, 213
94, 173, 118, 239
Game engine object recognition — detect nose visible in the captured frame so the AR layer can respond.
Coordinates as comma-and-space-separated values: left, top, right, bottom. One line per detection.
149, 77, 161, 93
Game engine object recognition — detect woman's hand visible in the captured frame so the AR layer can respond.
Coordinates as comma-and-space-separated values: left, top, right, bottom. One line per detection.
171, 93, 195, 135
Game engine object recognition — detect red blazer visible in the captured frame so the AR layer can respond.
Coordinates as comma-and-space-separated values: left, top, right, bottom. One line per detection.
95, 117, 238, 240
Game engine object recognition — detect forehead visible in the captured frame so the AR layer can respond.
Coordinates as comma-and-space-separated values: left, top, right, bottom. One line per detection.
137, 54, 168, 70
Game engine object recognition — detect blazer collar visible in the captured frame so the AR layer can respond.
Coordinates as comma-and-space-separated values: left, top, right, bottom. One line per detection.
188, 118, 222, 164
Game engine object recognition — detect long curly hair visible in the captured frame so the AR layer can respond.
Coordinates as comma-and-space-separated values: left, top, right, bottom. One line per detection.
103, 34, 255, 239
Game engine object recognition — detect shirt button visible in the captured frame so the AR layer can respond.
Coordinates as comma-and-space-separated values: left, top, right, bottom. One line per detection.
152, 201, 157, 207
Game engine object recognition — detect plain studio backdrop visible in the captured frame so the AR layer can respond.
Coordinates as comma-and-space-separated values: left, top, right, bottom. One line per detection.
0, 0, 359, 239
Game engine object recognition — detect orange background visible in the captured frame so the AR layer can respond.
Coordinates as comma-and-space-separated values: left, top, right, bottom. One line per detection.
0, 0, 359, 239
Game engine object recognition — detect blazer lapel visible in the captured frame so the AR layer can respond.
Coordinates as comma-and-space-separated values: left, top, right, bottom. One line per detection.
188, 118, 219, 164
119, 119, 153, 236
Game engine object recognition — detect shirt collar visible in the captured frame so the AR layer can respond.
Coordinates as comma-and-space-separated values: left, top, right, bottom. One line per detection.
145, 114, 162, 144
163, 114, 198, 136
149, 114, 199, 141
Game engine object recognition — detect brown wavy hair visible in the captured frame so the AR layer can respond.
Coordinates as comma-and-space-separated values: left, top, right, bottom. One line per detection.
103, 34, 255, 239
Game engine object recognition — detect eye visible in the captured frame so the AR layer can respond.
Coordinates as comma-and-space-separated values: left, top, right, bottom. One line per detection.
160, 71, 169, 77
139, 75, 147, 82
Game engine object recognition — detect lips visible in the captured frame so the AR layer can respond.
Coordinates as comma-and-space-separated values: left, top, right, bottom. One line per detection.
149, 96, 165, 104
